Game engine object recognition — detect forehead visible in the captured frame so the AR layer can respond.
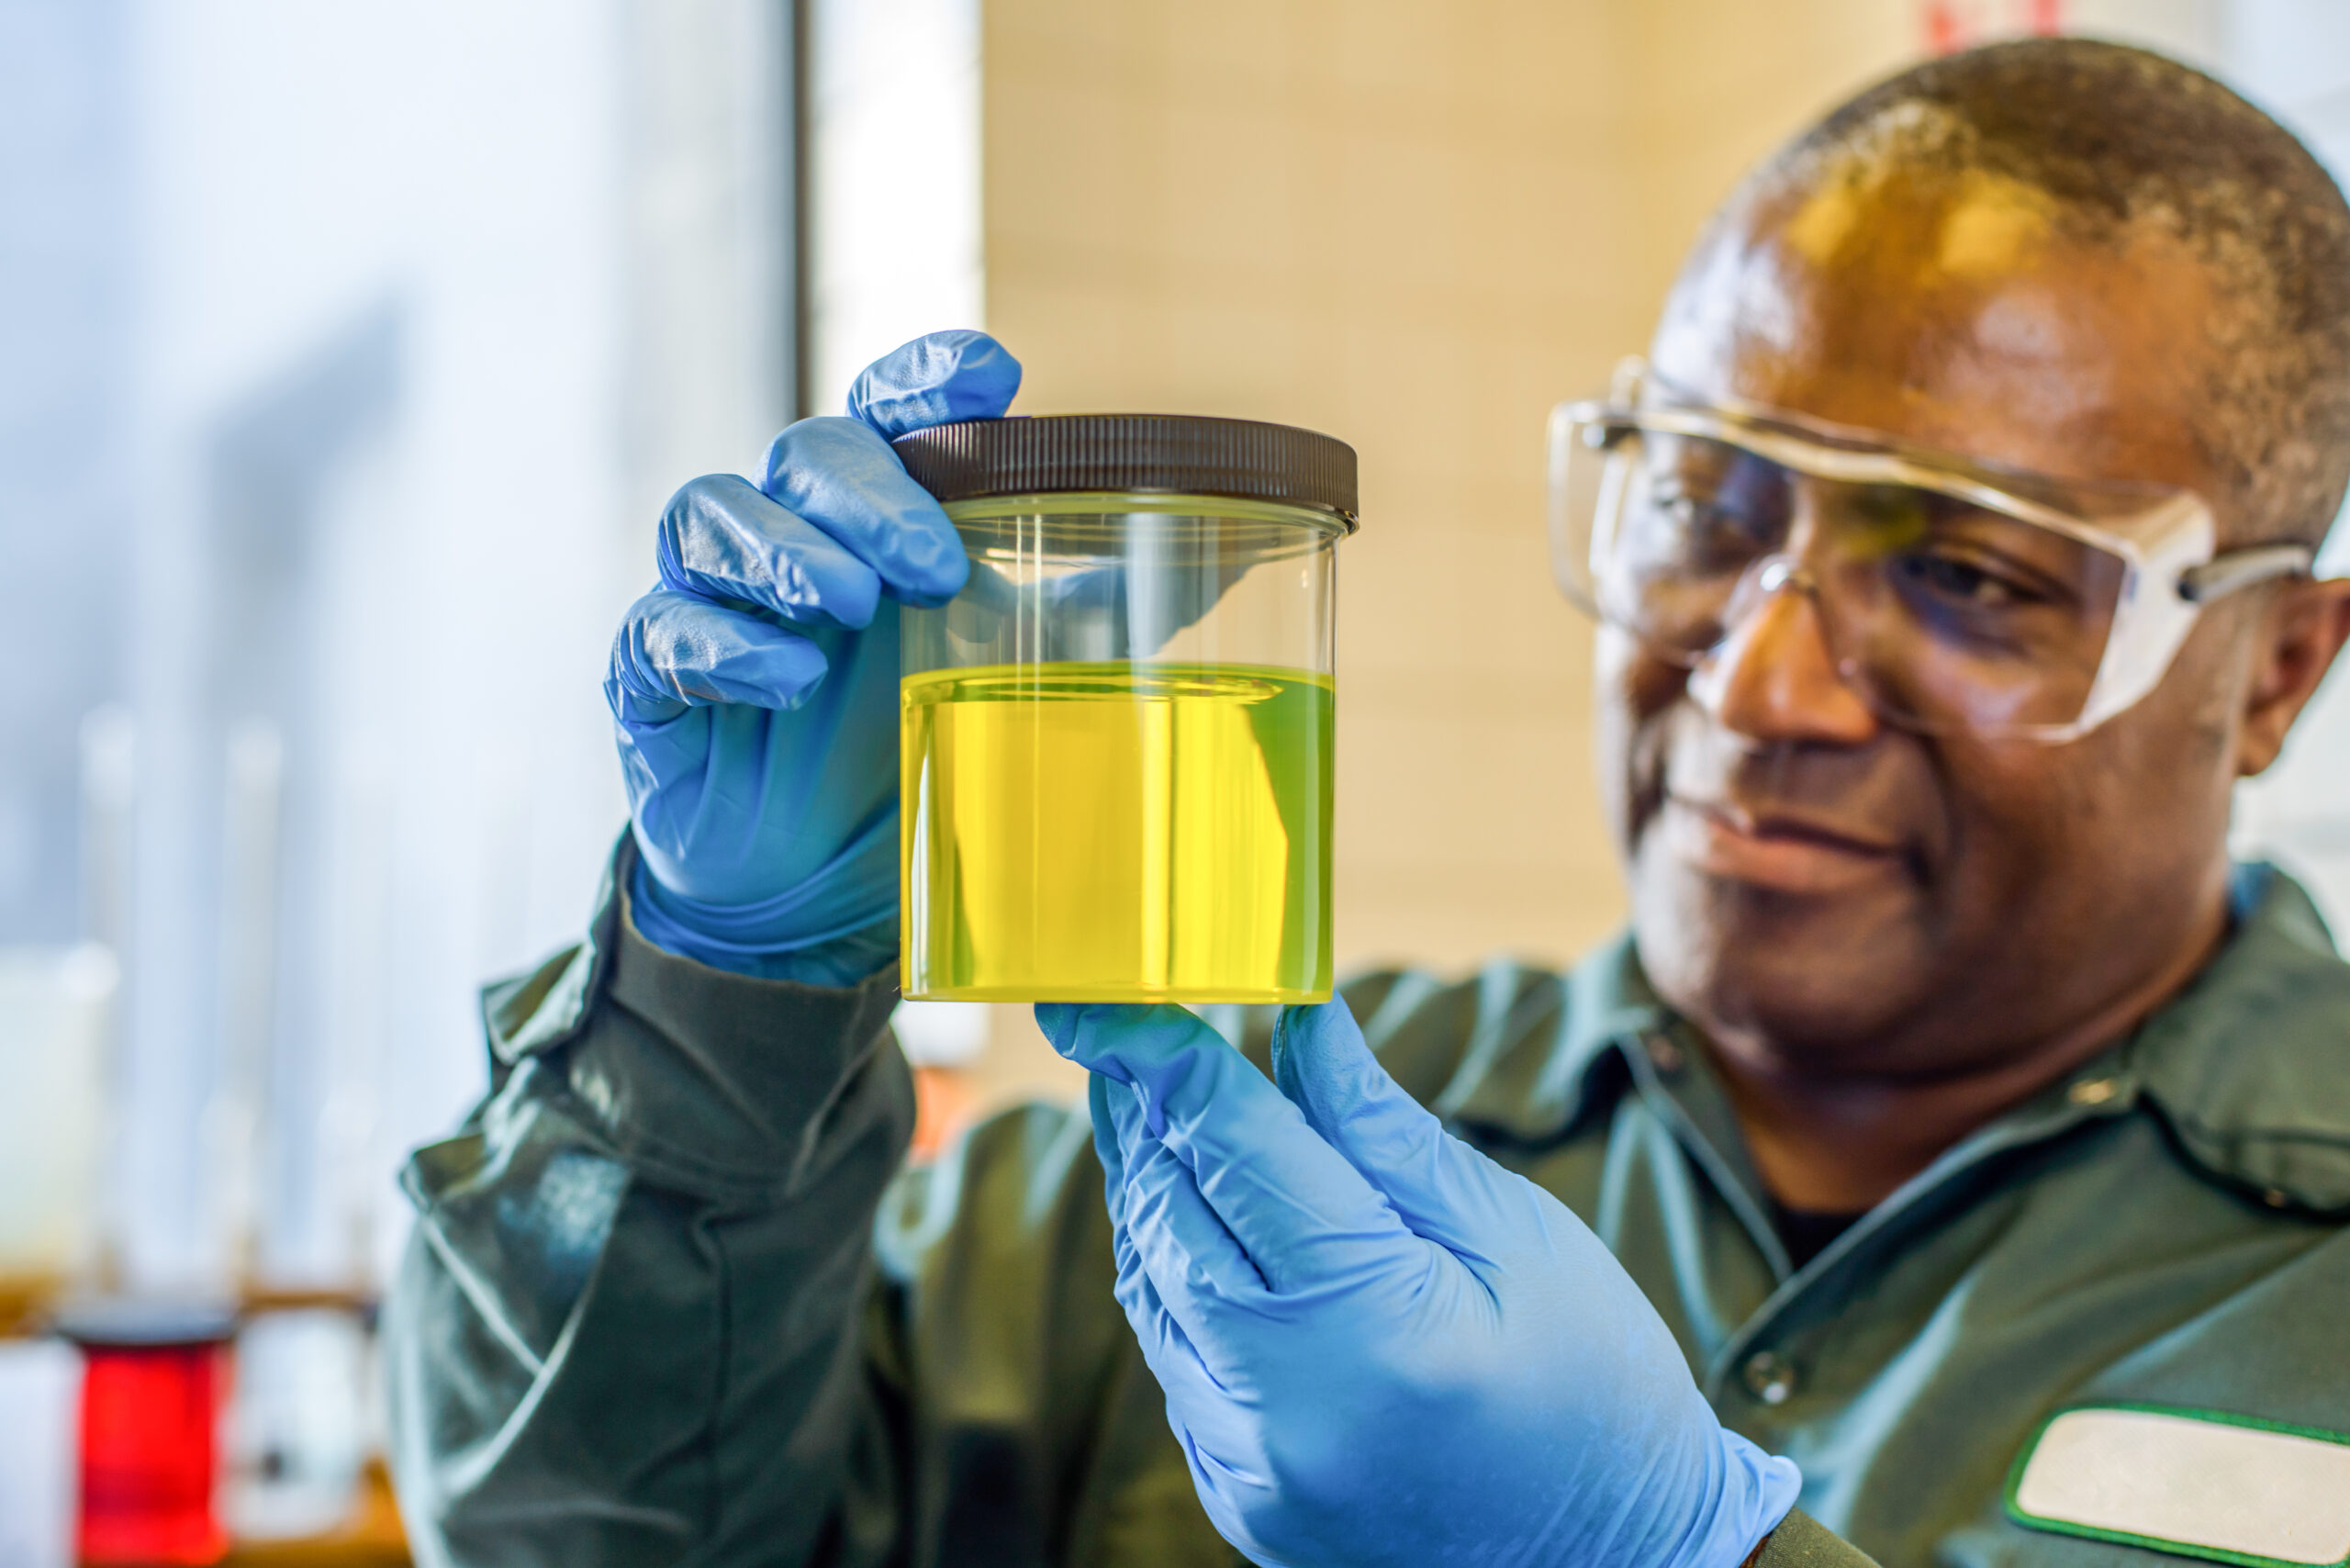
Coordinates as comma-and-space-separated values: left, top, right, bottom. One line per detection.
1651, 162, 2229, 503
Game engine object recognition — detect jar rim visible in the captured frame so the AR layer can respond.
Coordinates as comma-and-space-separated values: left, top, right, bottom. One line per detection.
941, 490, 1353, 538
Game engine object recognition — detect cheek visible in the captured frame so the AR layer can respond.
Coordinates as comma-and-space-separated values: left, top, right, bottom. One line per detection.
1938, 699, 2232, 905
2065, 627, 2243, 828
1937, 743, 2089, 879
1595, 630, 1688, 852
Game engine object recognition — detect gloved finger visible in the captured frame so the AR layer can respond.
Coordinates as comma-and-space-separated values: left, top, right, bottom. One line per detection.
1100, 1085, 1293, 1430
760, 418, 968, 608
1039, 1002, 1415, 1294
846, 329, 1021, 438
1091, 1071, 1131, 1232
1106, 1198, 1171, 1366
655, 475, 882, 631
1106, 1134, 1284, 1527
1099, 1081, 1254, 1395
1113, 1242, 1270, 1506
1123, 1134, 1276, 1330
1270, 998, 1542, 1258
1093, 1057, 1260, 1325
1097, 1074, 1269, 1296
1103, 1115, 1225, 1382
608, 586, 832, 716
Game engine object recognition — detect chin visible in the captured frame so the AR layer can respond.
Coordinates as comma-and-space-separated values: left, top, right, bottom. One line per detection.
1628, 842, 1937, 1060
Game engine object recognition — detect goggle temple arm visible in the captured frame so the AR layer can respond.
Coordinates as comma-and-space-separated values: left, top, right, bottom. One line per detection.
2177, 543, 2316, 604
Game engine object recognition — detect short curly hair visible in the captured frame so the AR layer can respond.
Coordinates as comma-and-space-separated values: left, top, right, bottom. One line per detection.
1743, 38, 2350, 546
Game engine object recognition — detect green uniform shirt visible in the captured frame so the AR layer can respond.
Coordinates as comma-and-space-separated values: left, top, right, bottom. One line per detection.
386, 845, 2350, 1567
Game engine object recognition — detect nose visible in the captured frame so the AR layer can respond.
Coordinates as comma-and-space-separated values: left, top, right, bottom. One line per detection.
1686, 560, 1881, 745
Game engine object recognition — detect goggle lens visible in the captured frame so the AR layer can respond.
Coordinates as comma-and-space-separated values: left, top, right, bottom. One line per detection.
1564, 427, 2133, 735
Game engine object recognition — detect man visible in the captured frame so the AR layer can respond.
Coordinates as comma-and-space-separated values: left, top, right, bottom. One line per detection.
386, 39, 2350, 1568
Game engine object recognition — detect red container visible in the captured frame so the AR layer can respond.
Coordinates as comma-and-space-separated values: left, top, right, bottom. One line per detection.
59, 1302, 236, 1567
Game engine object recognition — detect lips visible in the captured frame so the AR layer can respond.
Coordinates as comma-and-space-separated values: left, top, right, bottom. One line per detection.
1660, 793, 1909, 894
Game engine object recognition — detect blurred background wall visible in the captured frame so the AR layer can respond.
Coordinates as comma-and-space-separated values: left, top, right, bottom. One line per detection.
5, 0, 2350, 1547
98, 0, 800, 1300
984, 0, 1644, 987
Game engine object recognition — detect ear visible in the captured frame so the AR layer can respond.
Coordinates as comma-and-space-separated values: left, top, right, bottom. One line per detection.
2235, 577, 2350, 778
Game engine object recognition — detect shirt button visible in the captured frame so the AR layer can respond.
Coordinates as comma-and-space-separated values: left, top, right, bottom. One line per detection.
2067, 1076, 2121, 1106
1647, 1035, 1684, 1075
1741, 1350, 1797, 1406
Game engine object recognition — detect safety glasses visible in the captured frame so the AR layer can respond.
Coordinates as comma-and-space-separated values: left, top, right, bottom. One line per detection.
1547, 361, 2315, 742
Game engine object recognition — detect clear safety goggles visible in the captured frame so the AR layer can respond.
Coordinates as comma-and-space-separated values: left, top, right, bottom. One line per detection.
1548, 361, 2315, 742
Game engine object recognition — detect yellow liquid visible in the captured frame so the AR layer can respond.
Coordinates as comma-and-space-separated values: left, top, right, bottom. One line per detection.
901, 661, 1335, 1002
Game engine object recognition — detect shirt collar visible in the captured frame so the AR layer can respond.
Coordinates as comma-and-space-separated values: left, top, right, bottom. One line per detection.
1439, 937, 1663, 1142
2124, 861, 2350, 1213
1446, 864, 2350, 1215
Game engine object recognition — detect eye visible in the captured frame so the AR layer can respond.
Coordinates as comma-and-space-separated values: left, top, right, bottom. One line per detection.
1893, 550, 2045, 609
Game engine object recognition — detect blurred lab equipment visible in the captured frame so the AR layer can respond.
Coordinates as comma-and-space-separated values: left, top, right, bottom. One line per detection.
892, 999, 992, 1159
896, 415, 1356, 1002
0, 1339, 79, 1568
59, 1302, 237, 1567
0, 946, 115, 1310
223, 1308, 373, 1544
0, 941, 115, 1565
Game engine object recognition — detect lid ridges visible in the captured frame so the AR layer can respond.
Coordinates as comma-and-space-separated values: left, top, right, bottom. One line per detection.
892, 414, 1359, 523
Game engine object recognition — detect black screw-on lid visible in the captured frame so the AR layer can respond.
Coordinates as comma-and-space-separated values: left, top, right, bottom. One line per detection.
892, 414, 1359, 526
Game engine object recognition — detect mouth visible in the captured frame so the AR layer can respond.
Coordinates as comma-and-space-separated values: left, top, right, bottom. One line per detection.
1660, 793, 1909, 895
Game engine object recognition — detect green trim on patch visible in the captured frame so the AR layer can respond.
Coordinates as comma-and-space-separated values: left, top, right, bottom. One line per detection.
2005, 1403, 2350, 1568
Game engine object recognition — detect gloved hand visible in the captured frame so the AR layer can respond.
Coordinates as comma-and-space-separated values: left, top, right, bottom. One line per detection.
606, 330, 1020, 980
1037, 998, 1801, 1568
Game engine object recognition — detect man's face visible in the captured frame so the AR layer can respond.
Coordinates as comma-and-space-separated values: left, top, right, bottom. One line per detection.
1611, 165, 2256, 1075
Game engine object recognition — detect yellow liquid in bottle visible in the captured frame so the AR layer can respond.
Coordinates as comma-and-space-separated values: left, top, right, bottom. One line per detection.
901, 661, 1335, 1002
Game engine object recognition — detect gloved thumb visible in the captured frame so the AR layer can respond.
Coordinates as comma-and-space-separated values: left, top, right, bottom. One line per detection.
1270, 998, 1513, 1255
847, 329, 1022, 438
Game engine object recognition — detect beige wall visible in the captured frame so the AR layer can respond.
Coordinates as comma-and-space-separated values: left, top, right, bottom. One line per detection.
1626, 4, 1915, 321
957, 0, 1924, 1105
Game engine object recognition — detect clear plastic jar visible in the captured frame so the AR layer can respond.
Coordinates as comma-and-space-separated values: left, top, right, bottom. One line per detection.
893, 415, 1358, 1003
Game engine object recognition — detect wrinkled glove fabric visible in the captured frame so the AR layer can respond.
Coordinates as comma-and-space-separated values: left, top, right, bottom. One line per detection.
1039, 996, 1802, 1568
607, 330, 1019, 981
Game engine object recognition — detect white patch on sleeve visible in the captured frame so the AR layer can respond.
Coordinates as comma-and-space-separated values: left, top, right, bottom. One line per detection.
2013, 1407, 2350, 1566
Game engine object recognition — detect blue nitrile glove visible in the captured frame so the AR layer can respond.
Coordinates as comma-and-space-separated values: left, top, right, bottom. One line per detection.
1036, 999, 1801, 1568
606, 330, 1020, 981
